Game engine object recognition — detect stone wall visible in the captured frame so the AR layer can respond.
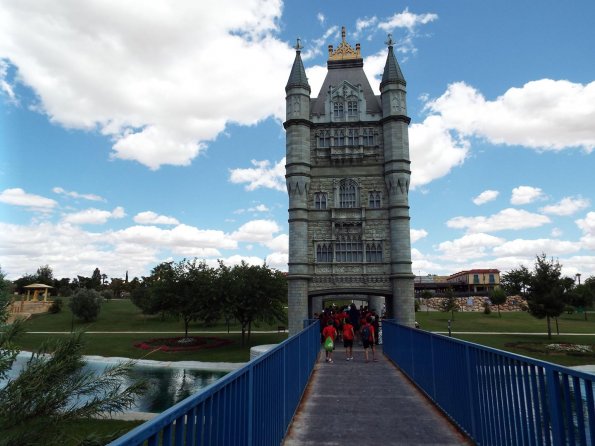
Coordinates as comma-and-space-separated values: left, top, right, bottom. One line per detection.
421, 295, 527, 312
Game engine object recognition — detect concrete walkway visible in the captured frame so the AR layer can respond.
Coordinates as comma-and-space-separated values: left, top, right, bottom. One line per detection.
283, 344, 472, 446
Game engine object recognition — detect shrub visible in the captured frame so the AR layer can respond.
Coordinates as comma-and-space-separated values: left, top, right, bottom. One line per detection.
483, 302, 491, 315
69, 289, 102, 322
100, 289, 113, 301
564, 305, 575, 314
48, 298, 63, 314
414, 299, 420, 312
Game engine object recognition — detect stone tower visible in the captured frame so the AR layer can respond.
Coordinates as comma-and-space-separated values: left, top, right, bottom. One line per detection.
285, 29, 414, 334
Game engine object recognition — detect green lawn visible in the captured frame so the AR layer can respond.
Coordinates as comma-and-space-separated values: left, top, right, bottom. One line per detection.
16, 298, 288, 362
415, 309, 595, 333
414, 310, 595, 367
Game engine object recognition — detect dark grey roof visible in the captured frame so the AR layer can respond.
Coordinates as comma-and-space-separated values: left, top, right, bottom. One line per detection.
311, 59, 381, 116
380, 45, 406, 88
286, 50, 310, 92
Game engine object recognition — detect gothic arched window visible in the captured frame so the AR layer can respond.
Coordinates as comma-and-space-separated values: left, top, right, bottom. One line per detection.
339, 179, 358, 208
317, 130, 330, 148
316, 243, 333, 262
347, 100, 358, 117
368, 191, 381, 208
366, 243, 383, 263
314, 192, 327, 209
333, 101, 344, 118
362, 128, 375, 146
347, 128, 358, 146
335, 234, 363, 262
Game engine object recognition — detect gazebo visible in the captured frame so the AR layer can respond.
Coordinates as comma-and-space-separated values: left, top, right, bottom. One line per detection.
23, 283, 53, 302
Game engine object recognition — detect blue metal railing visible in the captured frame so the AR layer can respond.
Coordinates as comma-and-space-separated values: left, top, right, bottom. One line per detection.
109, 320, 320, 446
383, 320, 595, 446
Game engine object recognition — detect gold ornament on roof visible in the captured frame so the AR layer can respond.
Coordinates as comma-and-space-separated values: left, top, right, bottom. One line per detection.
328, 26, 361, 61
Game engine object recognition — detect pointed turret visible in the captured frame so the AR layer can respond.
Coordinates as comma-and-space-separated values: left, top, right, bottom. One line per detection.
380, 34, 406, 88
286, 38, 310, 93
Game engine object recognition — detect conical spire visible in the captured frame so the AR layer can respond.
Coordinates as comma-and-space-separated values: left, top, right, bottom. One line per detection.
381, 34, 406, 88
286, 38, 310, 93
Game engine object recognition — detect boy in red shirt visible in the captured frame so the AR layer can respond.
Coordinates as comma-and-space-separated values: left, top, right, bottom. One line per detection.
321, 319, 337, 363
342, 317, 355, 361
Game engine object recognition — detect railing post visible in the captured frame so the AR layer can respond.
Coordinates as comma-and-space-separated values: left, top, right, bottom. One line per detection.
247, 364, 254, 446
465, 344, 478, 441
545, 367, 564, 445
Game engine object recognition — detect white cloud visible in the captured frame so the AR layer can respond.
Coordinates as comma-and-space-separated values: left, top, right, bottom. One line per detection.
307, 64, 331, 97
436, 233, 505, 261
264, 233, 288, 253
0, 0, 290, 169
234, 204, 270, 214
0, 188, 57, 210
112, 224, 237, 251
52, 186, 105, 202
577, 212, 595, 249
447, 208, 551, 233
493, 238, 581, 257
0, 221, 156, 280
378, 8, 438, 33
0, 58, 16, 103
540, 196, 590, 216
410, 229, 428, 243
511, 186, 545, 205
409, 116, 469, 188
63, 207, 126, 225
425, 80, 595, 152
133, 211, 179, 225
316, 13, 325, 25
551, 227, 563, 237
355, 17, 378, 33
231, 219, 280, 243
229, 158, 286, 192
473, 190, 499, 206
265, 252, 288, 270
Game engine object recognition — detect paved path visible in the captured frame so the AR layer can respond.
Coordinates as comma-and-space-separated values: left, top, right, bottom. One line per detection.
283, 345, 472, 446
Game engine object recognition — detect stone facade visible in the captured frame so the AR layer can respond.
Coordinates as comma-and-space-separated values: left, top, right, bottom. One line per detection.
285, 30, 414, 334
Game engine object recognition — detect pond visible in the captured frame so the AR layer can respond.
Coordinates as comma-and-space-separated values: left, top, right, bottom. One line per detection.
3, 353, 234, 413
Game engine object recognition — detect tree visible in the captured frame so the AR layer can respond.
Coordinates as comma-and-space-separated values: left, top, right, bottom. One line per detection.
90, 267, 102, 290
0, 332, 147, 445
500, 265, 532, 297
566, 283, 594, 320
142, 260, 221, 337
109, 277, 125, 299
1, 267, 22, 381
526, 254, 566, 339
441, 287, 458, 321
35, 265, 54, 286
172, 259, 219, 339
69, 289, 102, 322
226, 262, 287, 346
421, 290, 433, 314
489, 287, 507, 317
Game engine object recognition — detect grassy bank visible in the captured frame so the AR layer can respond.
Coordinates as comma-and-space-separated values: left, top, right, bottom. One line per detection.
15, 298, 288, 361
414, 310, 595, 367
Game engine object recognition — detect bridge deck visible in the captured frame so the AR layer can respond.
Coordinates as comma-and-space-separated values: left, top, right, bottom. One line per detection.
283, 344, 472, 446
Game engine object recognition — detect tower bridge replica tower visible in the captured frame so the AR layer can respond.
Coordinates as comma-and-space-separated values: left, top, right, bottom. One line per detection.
285, 28, 414, 334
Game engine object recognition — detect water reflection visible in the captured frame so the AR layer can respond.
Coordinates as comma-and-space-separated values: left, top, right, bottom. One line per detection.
123, 364, 225, 413
3, 354, 227, 413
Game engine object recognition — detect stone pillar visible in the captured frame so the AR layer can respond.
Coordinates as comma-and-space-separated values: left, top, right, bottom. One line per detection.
381, 64, 415, 327
369, 295, 384, 316
285, 54, 312, 335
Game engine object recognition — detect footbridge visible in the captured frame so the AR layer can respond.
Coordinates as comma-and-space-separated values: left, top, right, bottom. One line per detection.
109, 320, 595, 446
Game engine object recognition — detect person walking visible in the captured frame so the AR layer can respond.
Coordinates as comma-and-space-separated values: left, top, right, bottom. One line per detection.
360, 316, 376, 363
321, 319, 337, 363
342, 317, 355, 360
